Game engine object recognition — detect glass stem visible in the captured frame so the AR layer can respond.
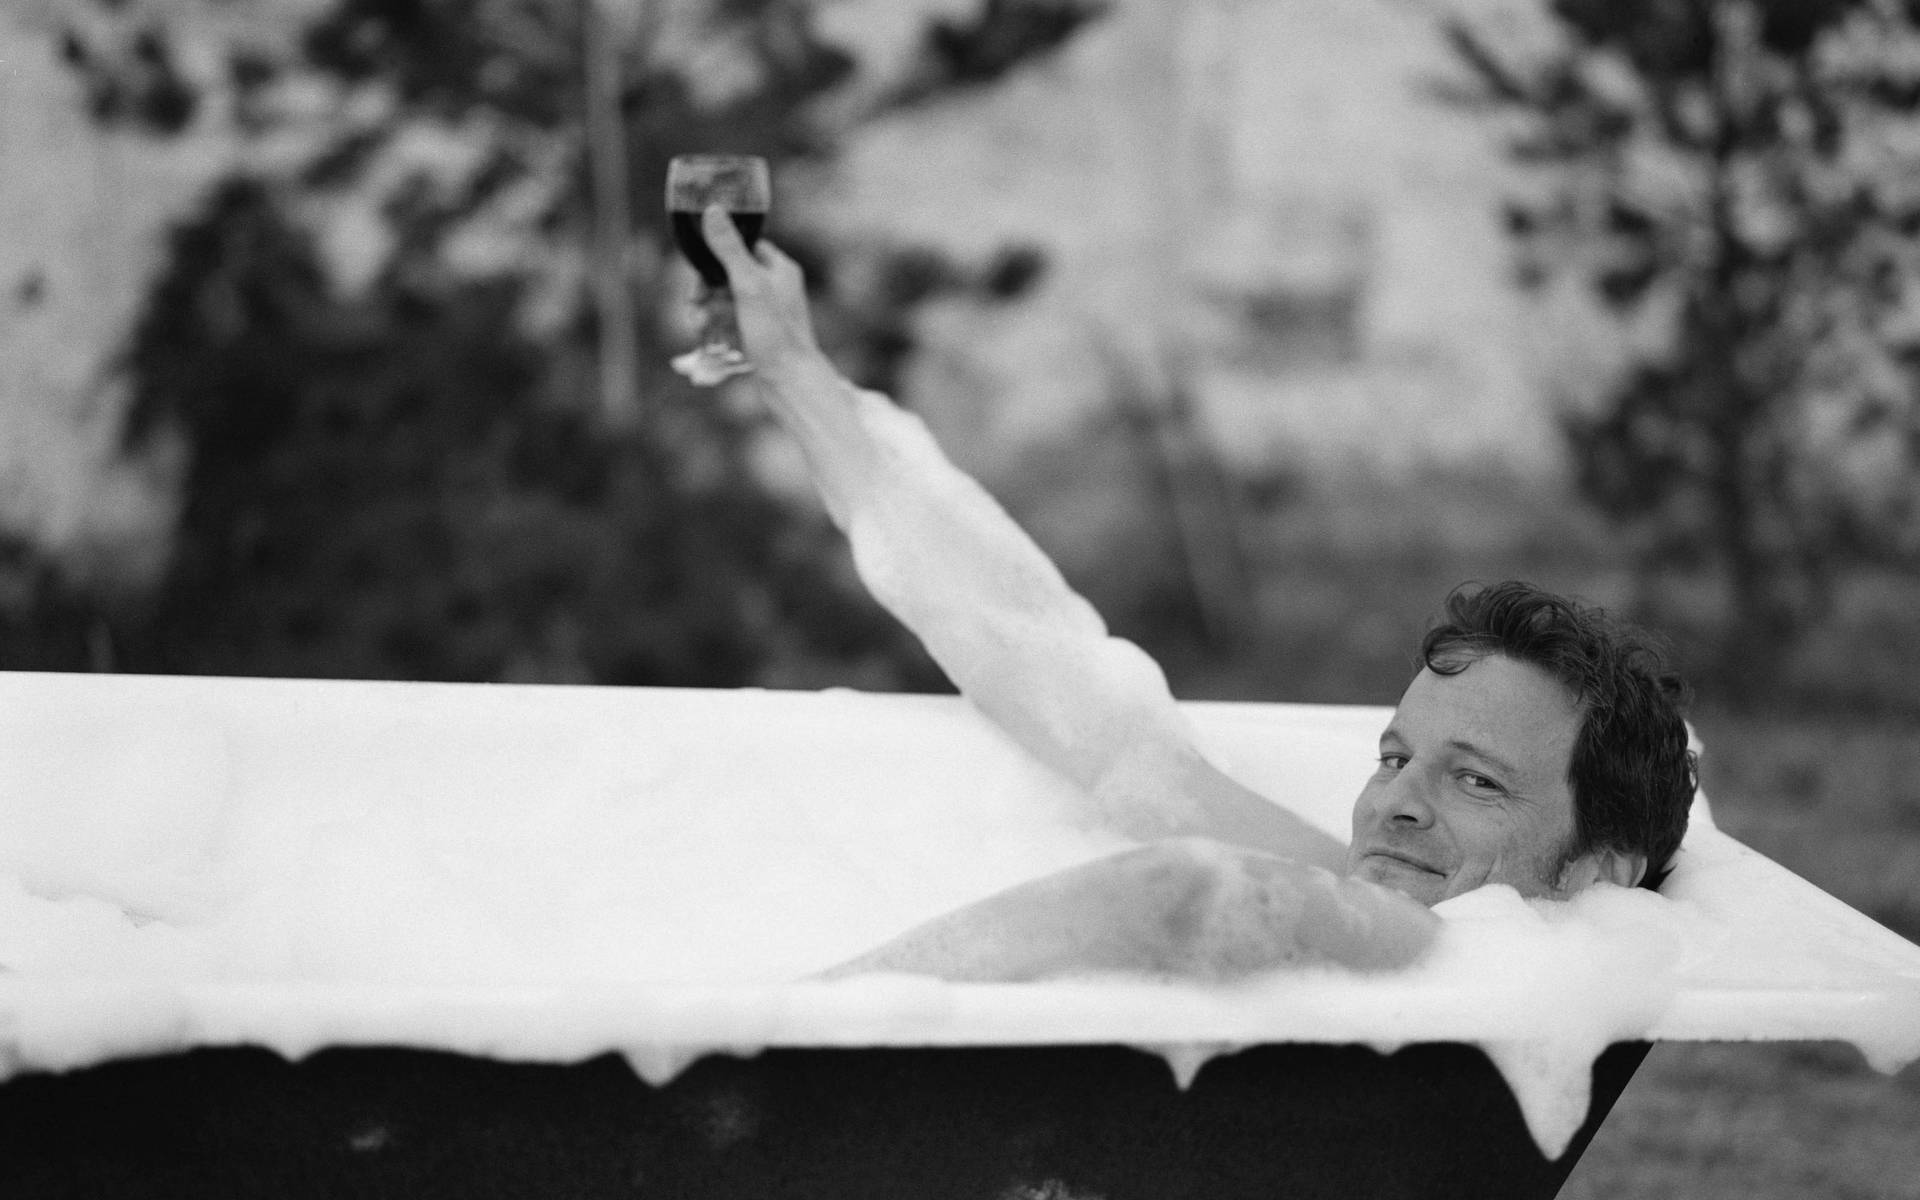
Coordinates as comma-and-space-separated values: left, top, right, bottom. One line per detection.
697, 286, 739, 352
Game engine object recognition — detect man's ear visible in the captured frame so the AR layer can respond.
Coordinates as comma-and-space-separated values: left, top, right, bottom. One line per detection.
1557, 847, 1648, 894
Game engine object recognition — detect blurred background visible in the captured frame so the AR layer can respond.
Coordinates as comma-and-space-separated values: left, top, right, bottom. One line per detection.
2, 0, 1918, 1193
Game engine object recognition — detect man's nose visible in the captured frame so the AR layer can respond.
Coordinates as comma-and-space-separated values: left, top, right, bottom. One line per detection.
1378, 767, 1436, 829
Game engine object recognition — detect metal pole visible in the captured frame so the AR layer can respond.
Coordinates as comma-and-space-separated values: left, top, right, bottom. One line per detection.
1137, 0, 1258, 649
583, 0, 642, 427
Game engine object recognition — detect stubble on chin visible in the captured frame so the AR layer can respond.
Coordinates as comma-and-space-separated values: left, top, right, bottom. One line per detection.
1350, 854, 1448, 906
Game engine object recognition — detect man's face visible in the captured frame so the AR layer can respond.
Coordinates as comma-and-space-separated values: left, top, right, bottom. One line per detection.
1346, 653, 1583, 906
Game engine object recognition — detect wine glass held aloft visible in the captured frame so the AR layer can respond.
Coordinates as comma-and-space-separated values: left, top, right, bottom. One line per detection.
666, 154, 770, 385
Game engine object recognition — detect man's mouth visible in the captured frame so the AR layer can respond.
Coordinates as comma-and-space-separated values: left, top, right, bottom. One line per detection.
1361, 849, 1445, 877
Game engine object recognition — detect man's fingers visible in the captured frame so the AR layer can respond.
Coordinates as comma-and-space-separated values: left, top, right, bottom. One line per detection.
757, 243, 798, 289
702, 204, 754, 276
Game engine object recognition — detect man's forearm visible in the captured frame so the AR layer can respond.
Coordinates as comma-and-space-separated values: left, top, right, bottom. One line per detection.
753, 354, 1165, 805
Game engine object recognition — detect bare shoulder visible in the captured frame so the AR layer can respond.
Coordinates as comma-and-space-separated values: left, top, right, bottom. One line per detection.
817, 837, 1438, 984
1115, 838, 1439, 977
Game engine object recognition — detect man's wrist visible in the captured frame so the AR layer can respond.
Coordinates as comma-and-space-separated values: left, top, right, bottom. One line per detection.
748, 334, 810, 373
756, 347, 842, 402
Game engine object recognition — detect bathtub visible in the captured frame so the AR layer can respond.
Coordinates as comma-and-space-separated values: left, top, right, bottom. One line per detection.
1, 671, 1916, 1198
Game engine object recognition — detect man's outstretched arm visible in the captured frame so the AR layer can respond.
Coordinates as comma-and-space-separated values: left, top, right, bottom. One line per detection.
704, 207, 1344, 869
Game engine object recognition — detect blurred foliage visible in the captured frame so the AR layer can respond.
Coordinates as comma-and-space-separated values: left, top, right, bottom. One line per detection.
0, 534, 118, 673
886, 0, 1110, 107
1445, 0, 1920, 679
109, 175, 909, 687
21, 0, 1099, 685
58, 18, 200, 133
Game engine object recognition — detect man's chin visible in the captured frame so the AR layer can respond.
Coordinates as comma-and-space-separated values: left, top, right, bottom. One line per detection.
1351, 854, 1450, 906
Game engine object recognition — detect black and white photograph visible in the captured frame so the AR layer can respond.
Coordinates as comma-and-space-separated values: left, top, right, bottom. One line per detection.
2, 1, 1918, 1196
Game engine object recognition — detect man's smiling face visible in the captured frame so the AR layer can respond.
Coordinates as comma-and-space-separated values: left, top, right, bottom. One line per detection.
1346, 653, 1585, 906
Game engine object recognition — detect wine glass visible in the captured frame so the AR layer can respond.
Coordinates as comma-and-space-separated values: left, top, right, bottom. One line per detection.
666, 154, 771, 385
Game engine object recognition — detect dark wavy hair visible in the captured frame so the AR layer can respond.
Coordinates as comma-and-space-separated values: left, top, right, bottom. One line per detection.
1420, 581, 1696, 891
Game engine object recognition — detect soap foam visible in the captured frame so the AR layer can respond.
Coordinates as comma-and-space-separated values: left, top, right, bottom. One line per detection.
0, 846, 1701, 1156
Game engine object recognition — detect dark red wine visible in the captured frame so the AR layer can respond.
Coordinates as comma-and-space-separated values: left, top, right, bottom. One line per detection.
671, 209, 766, 288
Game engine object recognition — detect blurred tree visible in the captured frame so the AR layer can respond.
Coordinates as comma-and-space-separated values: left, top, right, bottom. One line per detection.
1444, 0, 1920, 677
45, 0, 1103, 686
0, 534, 118, 673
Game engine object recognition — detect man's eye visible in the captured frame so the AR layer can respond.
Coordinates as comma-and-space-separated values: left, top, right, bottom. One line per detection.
1377, 754, 1408, 771
1461, 773, 1503, 793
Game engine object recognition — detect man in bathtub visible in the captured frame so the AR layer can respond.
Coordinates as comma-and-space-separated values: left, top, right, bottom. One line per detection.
697, 207, 1697, 982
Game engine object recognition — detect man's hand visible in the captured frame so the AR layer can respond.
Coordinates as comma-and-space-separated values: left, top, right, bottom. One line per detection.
702, 203, 823, 379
